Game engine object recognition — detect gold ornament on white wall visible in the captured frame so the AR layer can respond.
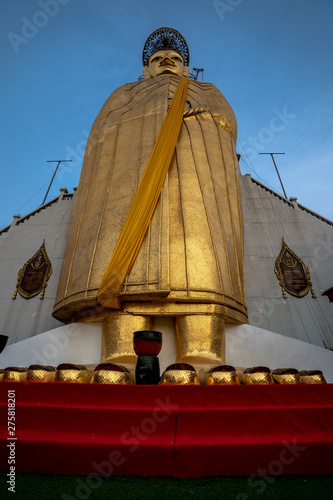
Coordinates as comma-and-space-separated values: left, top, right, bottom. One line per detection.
12, 240, 52, 300
274, 238, 315, 299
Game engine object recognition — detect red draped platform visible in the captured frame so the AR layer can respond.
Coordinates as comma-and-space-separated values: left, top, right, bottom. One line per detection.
1, 383, 333, 477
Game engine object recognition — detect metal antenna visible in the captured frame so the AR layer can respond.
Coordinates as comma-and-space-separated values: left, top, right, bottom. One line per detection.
42, 160, 72, 205
259, 153, 287, 199
192, 68, 204, 81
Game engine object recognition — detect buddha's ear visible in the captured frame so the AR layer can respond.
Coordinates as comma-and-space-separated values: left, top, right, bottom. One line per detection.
183, 66, 190, 77
142, 66, 151, 79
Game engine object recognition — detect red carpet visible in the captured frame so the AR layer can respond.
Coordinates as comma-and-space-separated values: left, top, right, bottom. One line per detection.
0, 383, 332, 477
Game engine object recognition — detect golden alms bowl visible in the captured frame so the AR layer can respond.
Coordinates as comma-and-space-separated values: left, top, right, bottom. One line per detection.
205, 365, 239, 385
92, 363, 134, 384
272, 368, 301, 384
3, 366, 28, 382
160, 363, 199, 385
299, 370, 327, 384
26, 365, 56, 383
54, 363, 91, 383
242, 366, 273, 385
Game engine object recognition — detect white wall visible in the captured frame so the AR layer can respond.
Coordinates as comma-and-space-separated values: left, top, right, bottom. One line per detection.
241, 175, 333, 349
0, 189, 75, 344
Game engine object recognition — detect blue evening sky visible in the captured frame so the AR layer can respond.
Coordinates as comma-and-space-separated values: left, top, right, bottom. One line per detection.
1, 0, 332, 230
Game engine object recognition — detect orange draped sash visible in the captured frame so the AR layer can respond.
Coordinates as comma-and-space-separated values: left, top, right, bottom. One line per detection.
97, 75, 189, 308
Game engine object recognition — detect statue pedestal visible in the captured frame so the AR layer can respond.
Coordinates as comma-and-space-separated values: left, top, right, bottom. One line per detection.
1, 382, 332, 477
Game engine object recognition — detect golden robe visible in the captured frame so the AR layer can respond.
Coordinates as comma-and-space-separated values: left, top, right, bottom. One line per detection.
53, 75, 247, 324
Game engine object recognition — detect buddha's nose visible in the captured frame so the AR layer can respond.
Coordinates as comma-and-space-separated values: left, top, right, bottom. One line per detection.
160, 57, 176, 67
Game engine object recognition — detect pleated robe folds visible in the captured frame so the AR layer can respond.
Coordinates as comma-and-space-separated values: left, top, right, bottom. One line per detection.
53, 75, 247, 324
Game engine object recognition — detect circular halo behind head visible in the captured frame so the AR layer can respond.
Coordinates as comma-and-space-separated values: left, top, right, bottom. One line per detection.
142, 27, 190, 67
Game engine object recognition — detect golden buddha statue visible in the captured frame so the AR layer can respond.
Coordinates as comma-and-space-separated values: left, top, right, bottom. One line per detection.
53, 27, 247, 378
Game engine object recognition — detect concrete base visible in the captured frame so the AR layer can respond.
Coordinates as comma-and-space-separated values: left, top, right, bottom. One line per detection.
0, 319, 332, 382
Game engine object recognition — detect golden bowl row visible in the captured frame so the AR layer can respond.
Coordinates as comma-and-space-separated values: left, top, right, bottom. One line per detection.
0, 366, 133, 384
0, 366, 327, 385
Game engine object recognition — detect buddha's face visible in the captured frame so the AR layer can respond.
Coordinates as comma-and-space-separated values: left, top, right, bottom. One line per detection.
143, 50, 189, 78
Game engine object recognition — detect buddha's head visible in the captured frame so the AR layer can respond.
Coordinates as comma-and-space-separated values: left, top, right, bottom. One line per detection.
142, 27, 190, 79
143, 49, 189, 79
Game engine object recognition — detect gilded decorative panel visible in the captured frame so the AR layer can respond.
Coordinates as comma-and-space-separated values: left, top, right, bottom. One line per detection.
274, 238, 315, 299
12, 240, 52, 300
